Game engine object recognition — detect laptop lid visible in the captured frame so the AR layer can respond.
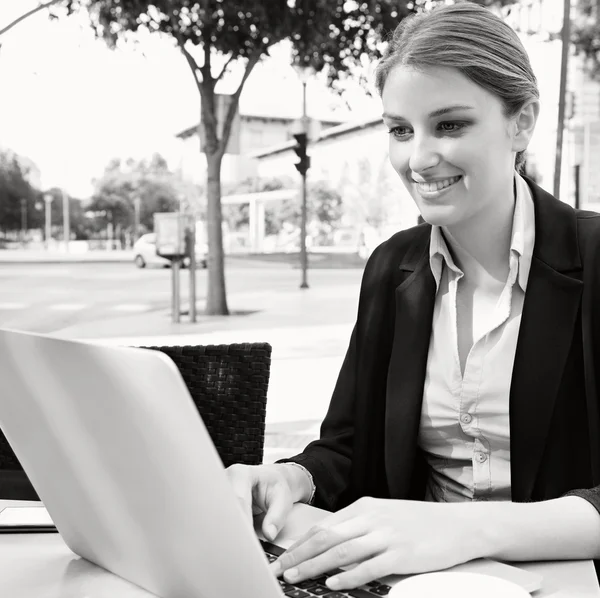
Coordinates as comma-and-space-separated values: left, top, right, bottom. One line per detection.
0, 328, 283, 598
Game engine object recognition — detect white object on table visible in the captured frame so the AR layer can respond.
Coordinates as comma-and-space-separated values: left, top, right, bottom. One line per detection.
389, 571, 530, 597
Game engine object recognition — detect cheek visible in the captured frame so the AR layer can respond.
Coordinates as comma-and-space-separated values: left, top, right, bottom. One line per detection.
388, 142, 409, 176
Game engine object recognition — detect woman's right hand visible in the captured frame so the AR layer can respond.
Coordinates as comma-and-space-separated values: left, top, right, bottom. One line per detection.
226, 463, 312, 541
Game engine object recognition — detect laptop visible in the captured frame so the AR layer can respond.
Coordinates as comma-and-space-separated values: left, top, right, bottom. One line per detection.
0, 328, 543, 597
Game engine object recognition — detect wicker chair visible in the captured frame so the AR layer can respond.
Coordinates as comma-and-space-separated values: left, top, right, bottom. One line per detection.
0, 342, 272, 500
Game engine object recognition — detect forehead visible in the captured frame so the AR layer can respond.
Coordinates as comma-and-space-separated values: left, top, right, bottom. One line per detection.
381, 65, 499, 119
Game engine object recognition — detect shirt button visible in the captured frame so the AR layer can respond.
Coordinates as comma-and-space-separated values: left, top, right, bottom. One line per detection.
461, 414, 472, 424
476, 452, 488, 463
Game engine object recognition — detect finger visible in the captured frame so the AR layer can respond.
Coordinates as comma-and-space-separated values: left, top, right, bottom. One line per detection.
277, 504, 358, 556
271, 516, 369, 578
262, 481, 293, 541
283, 532, 383, 585
325, 552, 396, 591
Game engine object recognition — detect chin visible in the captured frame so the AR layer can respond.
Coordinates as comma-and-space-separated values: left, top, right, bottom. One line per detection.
417, 206, 461, 228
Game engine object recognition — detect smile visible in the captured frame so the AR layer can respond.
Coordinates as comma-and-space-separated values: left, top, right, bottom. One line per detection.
414, 175, 462, 193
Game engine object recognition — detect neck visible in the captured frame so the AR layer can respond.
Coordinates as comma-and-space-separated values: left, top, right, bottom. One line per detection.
442, 178, 516, 285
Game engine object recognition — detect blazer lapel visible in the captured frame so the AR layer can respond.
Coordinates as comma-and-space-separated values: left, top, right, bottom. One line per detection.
510, 178, 583, 502
385, 235, 436, 498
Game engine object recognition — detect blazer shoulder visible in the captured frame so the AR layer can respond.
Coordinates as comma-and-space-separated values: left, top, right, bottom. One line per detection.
576, 209, 600, 248
366, 222, 430, 270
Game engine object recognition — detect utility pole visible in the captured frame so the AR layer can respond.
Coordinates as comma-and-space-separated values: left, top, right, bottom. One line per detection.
554, 0, 572, 197
43, 193, 53, 250
20, 198, 27, 242
61, 189, 70, 251
293, 130, 310, 289
133, 196, 141, 242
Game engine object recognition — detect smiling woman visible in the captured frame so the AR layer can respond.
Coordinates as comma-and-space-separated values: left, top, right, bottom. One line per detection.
226, 1, 600, 592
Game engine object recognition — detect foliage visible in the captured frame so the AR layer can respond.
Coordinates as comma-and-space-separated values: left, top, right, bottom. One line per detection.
0, 149, 41, 235
43, 187, 91, 240
572, 1, 600, 80
224, 175, 342, 242
86, 153, 183, 234
223, 175, 295, 235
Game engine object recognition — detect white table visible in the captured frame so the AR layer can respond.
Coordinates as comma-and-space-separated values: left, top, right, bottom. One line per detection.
0, 499, 598, 597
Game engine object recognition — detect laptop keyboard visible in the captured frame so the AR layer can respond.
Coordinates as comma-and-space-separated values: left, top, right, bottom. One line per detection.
261, 540, 392, 598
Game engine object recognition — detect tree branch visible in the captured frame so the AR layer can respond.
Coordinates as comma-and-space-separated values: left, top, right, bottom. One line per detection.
165, 4, 202, 92
178, 40, 203, 93
203, 40, 211, 81
0, 0, 63, 37
218, 48, 263, 157
213, 52, 237, 84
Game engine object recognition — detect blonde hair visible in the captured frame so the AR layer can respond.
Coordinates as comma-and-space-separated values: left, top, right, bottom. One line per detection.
374, 1, 539, 172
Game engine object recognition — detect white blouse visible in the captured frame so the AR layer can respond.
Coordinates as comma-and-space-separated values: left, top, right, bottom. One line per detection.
418, 174, 536, 503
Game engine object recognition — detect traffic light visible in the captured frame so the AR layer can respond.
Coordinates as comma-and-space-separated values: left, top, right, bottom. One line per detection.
293, 133, 311, 176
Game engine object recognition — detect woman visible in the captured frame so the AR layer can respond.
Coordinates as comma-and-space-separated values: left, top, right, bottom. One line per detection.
227, 1, 600, 591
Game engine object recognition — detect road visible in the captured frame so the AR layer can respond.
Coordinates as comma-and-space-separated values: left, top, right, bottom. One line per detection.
0, 262, 363, 336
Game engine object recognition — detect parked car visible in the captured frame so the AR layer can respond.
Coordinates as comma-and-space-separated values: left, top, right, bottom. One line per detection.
133, 233, 208, 269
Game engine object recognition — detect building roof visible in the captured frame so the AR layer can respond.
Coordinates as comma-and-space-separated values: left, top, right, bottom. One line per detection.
247, 115, 384, 159
175, 111, 349, 140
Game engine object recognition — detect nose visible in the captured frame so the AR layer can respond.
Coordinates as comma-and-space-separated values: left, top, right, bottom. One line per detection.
408, 134, 441, 174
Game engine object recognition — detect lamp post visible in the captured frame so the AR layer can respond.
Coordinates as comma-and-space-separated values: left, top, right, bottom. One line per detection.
133, 196, 141, 243
20, 198, 27, 242
43, 193, 53, 250
61, 189, 70, 252
293, 64, 314, 290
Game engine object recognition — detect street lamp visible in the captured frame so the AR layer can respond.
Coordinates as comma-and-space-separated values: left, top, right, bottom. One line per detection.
43, 193, 53, 251
293, 63, 315, 290
20, 198, 27, 243
133, 196, 141, 243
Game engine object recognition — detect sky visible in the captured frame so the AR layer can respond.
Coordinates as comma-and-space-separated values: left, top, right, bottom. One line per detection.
0, 1, 381, 198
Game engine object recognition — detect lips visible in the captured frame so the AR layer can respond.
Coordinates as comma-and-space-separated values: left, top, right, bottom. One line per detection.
414, 175, 462, 193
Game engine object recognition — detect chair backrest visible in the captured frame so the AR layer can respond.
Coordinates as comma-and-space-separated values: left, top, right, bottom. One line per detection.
0, 342, 272, 500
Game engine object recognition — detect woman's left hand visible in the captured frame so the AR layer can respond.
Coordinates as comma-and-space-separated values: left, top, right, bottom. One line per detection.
269, 496, 485, 591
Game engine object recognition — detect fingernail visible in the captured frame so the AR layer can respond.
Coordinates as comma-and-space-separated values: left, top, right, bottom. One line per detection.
266, 524, 278, 540
270, 560, 281, 575
326, 576, 340, 589
284, 568, 299, 581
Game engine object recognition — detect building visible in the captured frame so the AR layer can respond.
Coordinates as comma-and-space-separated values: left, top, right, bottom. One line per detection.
175, 99, 348, 188
502, 0, 600, 210
249, 116, 419, 238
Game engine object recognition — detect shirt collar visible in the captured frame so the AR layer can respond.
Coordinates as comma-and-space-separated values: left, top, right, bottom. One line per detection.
428, 172, 536, 292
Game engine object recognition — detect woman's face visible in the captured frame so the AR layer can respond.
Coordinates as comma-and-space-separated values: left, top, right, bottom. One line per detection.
381, 65, 518, 228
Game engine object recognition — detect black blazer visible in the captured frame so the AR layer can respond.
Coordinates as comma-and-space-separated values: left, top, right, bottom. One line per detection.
283, 177, 600, 520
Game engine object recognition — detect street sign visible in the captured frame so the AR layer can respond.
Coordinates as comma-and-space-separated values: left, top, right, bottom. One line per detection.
154, 213, 187, 258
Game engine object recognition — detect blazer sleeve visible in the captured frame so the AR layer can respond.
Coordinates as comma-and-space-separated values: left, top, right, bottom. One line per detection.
276, 323, 358, 512
563, 488, 600, 514
563, 215, 600, 535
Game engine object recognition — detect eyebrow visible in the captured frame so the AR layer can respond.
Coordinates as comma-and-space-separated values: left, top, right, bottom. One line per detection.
382, 105, 475, 120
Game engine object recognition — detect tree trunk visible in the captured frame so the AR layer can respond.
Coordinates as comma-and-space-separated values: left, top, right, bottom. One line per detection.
205, 149, 229, 315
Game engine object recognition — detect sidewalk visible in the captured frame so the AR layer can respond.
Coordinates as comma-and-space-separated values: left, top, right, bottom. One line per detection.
0, 248, 367, 269
0, 249, 134, 264
54, 276, 363, 464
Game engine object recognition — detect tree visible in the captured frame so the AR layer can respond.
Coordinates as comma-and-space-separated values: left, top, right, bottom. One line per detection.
572, 0, 600, 78
0, 1, 62, 37
0, 149, 41, 236
87, 153, 182, 241
222, 175, 296, 235
223, 175, 342, 244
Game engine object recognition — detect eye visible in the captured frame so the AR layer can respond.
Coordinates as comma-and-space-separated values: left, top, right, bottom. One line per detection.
438, 122, 466, 133
388, 126, 412, 140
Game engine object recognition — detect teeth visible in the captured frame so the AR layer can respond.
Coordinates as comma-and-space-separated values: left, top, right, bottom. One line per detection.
417, 176, 461, 192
